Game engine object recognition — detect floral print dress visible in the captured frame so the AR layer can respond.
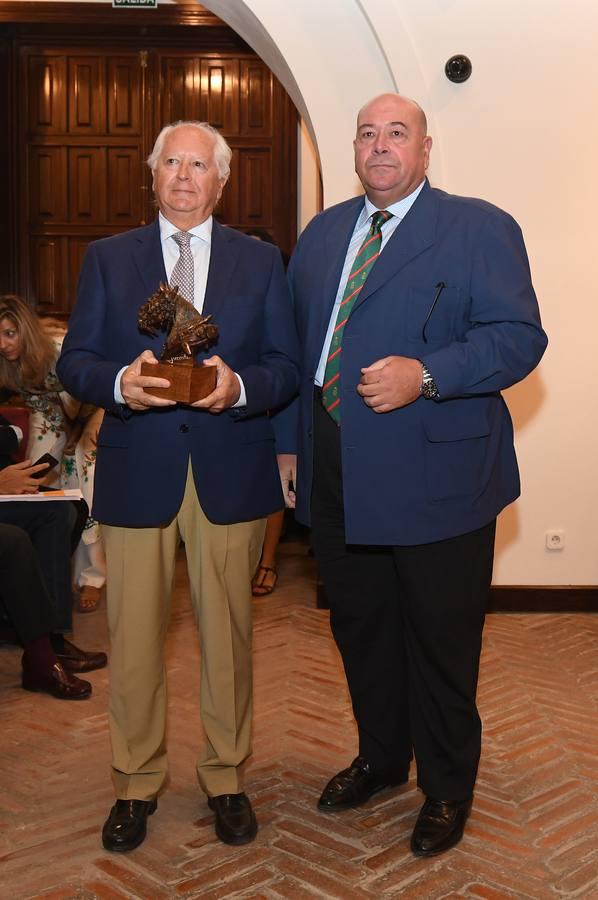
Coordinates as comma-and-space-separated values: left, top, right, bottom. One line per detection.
23, 339, 102, 550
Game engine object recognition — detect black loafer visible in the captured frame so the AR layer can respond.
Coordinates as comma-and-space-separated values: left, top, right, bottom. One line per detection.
53, 637, 108, 674
208, 792, 257, 845
411, 796, 472, 857
318, 756, 409, 811
102, 798, 157, 852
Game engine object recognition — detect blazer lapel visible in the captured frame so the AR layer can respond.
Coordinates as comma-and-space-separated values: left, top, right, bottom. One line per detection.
132, 220, 167, 297
202, 220, 238, 320
322, 199, 363, 304
352, 181, 438, 312
311, 199, 363, 359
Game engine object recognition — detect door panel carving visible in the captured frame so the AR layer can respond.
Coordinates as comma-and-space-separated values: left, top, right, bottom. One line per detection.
29, 146, 68, 223
200, 58, 239, 132
238, 149, 272, 223
68, 147, 107, 224
161, 57, 200, 123
68, 238, 94, 313
240, 61, 271, 136
30, 236, 66, 313
27, 55, 67, 133
108, 57, 141, 134
108, 148, 142, 224
68, 56, 105, 133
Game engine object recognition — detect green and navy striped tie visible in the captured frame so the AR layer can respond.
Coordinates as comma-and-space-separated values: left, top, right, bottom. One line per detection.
322, 209, 392, 424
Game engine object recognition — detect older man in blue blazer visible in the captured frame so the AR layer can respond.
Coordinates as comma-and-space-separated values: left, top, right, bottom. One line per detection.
58, 121, 299, 852
276, 94, 547, 857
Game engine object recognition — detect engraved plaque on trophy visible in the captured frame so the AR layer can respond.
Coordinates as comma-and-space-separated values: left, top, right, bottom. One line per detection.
138, 282, 219, 405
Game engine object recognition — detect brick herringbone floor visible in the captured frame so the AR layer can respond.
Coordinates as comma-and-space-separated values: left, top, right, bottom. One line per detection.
1, 539, 597, 899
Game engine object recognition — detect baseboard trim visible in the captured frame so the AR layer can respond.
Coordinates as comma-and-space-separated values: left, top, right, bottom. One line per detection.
489, 586, 598, 613
316, 583, 598, 613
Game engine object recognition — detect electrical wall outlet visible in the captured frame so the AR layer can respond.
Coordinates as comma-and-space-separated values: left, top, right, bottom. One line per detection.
545, 529, 565, 551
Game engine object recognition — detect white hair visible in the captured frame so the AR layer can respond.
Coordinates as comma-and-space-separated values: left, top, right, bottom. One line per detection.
147, 121, 232, 181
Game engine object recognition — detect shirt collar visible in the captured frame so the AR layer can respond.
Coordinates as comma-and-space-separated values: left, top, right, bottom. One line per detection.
158, 211, 213, 244
361, 179, 426, 226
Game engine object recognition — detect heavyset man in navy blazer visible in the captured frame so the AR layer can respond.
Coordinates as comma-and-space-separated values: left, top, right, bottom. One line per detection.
57, 121, 299, 852
277, 94, 547, 856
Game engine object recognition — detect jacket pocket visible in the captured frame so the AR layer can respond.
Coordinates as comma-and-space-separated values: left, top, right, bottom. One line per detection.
237, 417, 276, 444
422, 399, 491, 500
96, 422, 128, 449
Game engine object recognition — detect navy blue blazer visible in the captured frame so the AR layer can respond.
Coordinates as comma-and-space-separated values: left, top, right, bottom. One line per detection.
277, 180, 547, 545
57, 220, 300, 527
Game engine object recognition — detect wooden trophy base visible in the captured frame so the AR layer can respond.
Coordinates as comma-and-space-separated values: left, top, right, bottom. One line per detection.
140, 359, 216, 404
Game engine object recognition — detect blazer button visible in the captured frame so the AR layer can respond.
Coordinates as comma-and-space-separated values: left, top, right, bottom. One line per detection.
179, 424, 189, 433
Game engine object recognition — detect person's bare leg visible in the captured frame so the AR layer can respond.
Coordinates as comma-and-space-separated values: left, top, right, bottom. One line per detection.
251, 509, 284, 596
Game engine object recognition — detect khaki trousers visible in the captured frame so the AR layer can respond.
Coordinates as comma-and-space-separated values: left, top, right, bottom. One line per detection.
102, 462, 266, 800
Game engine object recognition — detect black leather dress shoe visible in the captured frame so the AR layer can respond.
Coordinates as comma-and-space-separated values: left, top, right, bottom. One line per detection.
102, 799, 158, 852
318, 756, 408, 811
411, 796, 472, 857
53, 637, 107, 674
208, 792, 257, 845
22, 661, 92, 700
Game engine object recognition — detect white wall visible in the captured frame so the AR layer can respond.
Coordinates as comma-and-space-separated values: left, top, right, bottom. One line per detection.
37, 0, 598, 586
298, 122, 319, 233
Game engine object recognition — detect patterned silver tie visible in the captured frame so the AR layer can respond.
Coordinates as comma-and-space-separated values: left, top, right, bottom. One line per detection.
170, 231, 194, 304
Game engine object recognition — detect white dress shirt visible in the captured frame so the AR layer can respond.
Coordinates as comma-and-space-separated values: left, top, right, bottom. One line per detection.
315, 181, 426, 386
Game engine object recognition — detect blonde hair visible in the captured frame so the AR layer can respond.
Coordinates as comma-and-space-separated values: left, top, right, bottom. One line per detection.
0, 295, 57, 393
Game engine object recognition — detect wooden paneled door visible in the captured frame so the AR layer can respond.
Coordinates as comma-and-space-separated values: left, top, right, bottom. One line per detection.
23, 48, 147, 314
0, 3, 297, 316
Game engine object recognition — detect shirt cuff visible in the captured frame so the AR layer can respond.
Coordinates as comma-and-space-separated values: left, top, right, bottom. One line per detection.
114, 366, 128, 405
10, 425, 23, 443
233, 373, 246, 408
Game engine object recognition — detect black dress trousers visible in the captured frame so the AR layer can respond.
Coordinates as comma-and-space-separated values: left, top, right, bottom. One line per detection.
310, 392, 495, 802
0, 523, 55, 643
0, 500, 78, 633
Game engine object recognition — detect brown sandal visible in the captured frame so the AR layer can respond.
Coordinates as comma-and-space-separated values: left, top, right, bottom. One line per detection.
76, 585, 102, 613
251, 565, 278, 596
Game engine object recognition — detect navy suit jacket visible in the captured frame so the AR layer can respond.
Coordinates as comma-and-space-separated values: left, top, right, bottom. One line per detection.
277, 180, 547, 545
57, 220, 300, 527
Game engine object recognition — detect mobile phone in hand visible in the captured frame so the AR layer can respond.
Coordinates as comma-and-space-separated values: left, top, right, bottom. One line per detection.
31, 452, 59, 478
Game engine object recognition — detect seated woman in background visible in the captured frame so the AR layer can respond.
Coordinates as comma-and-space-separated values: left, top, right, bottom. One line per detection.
0, 294, 106, 612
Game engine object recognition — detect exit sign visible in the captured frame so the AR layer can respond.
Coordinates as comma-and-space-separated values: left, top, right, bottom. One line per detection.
113, 0, 158, 7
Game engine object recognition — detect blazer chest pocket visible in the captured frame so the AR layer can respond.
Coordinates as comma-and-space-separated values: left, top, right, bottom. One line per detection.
406, 284, 462, 345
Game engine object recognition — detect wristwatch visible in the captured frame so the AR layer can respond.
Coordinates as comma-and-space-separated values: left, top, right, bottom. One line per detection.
419, 362, 439, 400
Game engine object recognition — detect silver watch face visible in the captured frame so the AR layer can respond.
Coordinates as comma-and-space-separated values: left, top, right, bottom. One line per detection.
421, 379, 438, 399
419, 361, 438, 399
